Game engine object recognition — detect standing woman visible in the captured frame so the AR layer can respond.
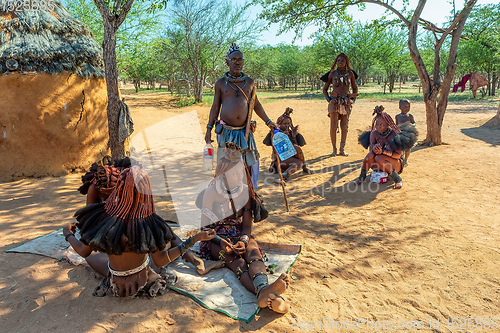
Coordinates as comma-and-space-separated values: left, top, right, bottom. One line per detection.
322, 53, 358, 156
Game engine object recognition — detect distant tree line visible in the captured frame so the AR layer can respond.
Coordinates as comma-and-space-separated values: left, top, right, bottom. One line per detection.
64, 0, 499, 101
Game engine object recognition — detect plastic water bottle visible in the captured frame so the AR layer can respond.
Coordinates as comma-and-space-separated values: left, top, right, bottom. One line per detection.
272, 130, 296, 161
203, 142, 214, 171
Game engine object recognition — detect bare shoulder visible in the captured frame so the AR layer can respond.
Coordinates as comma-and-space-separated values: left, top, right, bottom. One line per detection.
246, 76, 256, 85
215, 77, 226, 88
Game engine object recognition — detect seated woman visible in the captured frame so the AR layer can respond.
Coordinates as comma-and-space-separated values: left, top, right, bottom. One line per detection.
355, 105, 417, 189
263, 107, 312, 182
198, 143, 291, 314
63, 166, 216, 297
77, 158, 222, 275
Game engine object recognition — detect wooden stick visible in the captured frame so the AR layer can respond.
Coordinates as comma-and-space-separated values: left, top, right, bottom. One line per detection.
245, 86, 257, 142
271, 131, 289, 212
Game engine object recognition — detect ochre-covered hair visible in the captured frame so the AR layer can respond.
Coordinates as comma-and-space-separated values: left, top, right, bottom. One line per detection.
276, 107, 294, 127
371, 105, 401, 134
330, 53, 352, 71
75, 166, 176, 255
104, 166, 155, 220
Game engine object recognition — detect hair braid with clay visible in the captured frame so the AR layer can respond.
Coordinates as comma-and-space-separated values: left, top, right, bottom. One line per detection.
104, 167, 155, 220
371, 105, 401, 134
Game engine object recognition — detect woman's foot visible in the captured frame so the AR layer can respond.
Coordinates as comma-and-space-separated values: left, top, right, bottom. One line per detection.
394, 181, 403, 189
189, 254, 224, 275
338, 149, 349, 156
355, 177, 364, 185
257, 273, 291, 308
331, 148, 337, 157
302, 166, 314, 174
267, 293, 290, 314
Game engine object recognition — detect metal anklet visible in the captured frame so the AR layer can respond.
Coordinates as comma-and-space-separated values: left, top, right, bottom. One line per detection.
236, 267, 249, 280
249, 258, 264, 265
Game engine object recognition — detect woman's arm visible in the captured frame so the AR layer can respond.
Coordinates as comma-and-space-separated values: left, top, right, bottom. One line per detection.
322, 74, 333, 102
63, 224, 92, 258
151, 230, 216, 267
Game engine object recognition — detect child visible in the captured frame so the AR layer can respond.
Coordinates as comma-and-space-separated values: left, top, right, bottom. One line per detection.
263, 107, 312, 182
395, 99, 416, 165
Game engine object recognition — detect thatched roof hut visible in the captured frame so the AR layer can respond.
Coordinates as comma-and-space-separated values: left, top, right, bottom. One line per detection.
0, 2, 104, 77
0, 3, 109, 180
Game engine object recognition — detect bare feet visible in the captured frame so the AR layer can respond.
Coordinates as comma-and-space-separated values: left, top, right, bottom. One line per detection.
257, 273, 291, 308
355, 177, 364, 185
302, 167, 314, 175
338, 149, 349, 156
187, 253, 224, 275
394, 181, 403, 189
331, 148, 337, 157
267, 293, 290, 314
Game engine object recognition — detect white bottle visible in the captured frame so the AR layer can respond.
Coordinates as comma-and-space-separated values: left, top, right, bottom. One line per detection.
272, 130, 296, 161
203, 142, 214, 171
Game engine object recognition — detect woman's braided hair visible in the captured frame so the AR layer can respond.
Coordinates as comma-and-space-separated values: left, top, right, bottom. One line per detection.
371, 105, 401, 134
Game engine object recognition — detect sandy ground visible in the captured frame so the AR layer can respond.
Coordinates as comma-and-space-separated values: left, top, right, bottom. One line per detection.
1, 89, 499, 333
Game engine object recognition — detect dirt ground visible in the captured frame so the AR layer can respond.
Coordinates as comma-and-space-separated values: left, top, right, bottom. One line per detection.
1, 88, 499, 333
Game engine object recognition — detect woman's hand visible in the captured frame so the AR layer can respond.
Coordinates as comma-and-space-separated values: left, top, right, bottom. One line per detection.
195, 229, 216, 242
233, 241, 246, 256
372, 144, 382, 154
63, 224, 76, 237
219, 238, 235, 255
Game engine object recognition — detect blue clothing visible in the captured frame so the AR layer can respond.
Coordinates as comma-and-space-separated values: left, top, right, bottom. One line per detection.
218, 125, 259, 167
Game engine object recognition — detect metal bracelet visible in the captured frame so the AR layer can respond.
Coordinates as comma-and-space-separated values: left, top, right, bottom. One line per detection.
206, 123, 213, 129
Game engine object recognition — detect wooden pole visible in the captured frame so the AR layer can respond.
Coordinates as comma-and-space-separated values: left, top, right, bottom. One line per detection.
271, 131, 290, 212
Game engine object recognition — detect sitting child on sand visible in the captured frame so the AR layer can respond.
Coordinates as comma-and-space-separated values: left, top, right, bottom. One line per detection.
198, 142, 291, 314
395, 99, 416, 165
263, 107, 312, 182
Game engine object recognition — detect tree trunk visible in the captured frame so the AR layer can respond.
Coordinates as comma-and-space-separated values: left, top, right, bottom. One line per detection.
491, 73, 497, 96
102, 21, 125, 159
389, 74, 395, 93
424, 95, 442, 145
95, 0, 135, 160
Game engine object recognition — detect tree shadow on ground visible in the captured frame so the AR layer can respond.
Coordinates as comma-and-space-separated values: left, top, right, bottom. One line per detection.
461, 123, 500, 147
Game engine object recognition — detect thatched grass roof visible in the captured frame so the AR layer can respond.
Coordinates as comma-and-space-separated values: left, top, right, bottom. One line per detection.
0, 2, 104, 78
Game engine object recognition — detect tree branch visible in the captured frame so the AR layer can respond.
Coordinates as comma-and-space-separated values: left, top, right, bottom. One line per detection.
93, 0, 111, 18
117, 0, 135, 27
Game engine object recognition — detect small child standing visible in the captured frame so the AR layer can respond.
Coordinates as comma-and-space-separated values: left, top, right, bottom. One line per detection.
395, 99, 416, 165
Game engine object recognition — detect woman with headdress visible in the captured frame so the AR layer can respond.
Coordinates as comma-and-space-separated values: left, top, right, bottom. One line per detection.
356, 106, 418, 189
198, 142, 291, 314
62, 166, 216, 297
321, 53, 358, 156
77, 159, 221, 275
263, 107, 313, 182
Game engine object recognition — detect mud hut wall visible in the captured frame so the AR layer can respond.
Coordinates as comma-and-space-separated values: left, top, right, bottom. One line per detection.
0, 73, 108, 180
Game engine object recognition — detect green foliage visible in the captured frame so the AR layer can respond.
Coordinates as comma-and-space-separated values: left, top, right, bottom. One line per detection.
63, 0, 162, 72
163, 0, 259, 102
458, 3, 500, 75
